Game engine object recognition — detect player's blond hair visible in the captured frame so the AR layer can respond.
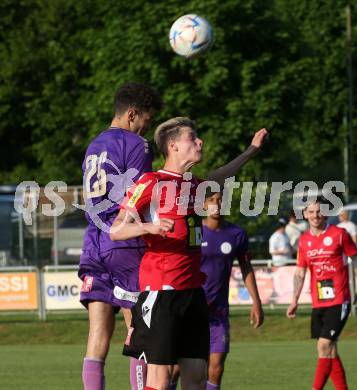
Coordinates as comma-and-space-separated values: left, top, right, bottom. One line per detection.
154, 117, 196, 157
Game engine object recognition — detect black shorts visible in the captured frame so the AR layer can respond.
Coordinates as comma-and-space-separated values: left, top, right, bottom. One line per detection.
311, 302, 350, 341
123, 287, 209, 365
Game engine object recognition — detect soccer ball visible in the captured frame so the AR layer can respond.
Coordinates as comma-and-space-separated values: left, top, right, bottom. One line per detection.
169, 14, 213, 58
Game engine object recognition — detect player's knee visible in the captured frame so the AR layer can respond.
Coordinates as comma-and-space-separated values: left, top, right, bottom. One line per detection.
86, 341, 110, 360
317, 339, 334, 357
86, 326, 112, 359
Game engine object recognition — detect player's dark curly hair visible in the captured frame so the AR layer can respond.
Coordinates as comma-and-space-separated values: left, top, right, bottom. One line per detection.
114, 82, 162, 115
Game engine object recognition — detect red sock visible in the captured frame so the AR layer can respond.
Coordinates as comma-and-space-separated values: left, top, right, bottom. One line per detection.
330, 356, 348, 390
313, 358, 332, 390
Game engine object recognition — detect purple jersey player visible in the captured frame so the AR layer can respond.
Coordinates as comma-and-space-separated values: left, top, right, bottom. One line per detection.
201, 191, 264, 389
79, 83, 162, 390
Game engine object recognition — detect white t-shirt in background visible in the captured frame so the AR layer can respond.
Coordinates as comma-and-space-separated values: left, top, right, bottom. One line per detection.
269, 231, 292, 266
338, 220, 357, 239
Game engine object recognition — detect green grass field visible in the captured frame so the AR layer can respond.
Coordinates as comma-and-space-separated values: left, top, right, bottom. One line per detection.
0, 309, 356, 389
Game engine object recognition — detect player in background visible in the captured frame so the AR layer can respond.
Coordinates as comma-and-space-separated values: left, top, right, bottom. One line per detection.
110, 117, 268, 390
201, 191, 264, 389
337, 209, 357, 244
79, 82, 162, 390
170, 190, 264, 390
287, 199, 357, 390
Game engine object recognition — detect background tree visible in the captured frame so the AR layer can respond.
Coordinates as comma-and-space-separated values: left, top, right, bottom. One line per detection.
0, 0, 355, 194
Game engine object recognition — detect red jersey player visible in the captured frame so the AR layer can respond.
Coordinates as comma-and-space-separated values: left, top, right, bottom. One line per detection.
110, 117, 268, 390
287, 199, 357, 390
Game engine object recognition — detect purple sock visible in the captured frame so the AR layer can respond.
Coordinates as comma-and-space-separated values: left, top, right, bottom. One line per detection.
168, 382, 178, 390
130, 357, 147, 390
82, 358, 105, 390
206, 381, 220, 390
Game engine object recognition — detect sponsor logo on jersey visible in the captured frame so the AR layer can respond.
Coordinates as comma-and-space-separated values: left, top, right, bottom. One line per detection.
142, 306, 150, 317
323, 236, 333, 246
315, 263, 337, 276
220, 242, 232, 254
317, 279, 335, 300
113, 286, 140, 303
127, 184, 146, 208
80, 276, 93, 292
330, 329, 336, 336
307, 248, 334, 257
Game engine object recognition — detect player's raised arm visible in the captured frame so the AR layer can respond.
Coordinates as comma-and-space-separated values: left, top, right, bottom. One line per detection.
286, 266, 306, 319
110, 208, 174, 241
207, 128, 268, 185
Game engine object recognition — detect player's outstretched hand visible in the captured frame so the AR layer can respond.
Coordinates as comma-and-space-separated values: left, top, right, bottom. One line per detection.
286, 302, 298, 319
146, 218, 174, 237
250, 128, 268, 149
250, 302, 264, 328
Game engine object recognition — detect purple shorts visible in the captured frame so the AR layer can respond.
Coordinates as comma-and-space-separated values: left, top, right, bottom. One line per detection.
78, 247, 145, 310
209, 316, 230, 353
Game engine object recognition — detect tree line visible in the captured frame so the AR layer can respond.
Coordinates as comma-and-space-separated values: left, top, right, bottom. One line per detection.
0, 0, 356, 195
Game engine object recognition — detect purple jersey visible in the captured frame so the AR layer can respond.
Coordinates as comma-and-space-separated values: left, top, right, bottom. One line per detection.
201, 221, 248, 318
82, 127, 152, 253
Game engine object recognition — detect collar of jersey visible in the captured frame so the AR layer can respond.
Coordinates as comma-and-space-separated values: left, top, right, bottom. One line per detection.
157, 169, 183, 178
309, 223, 329, 237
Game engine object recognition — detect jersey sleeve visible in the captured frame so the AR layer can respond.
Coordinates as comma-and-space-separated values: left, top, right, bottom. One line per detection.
341, 228, 357, 257
235, 230, 252, 266
236, 230, 249, 258
296, 239, 308, 268
120, 174, 156, 215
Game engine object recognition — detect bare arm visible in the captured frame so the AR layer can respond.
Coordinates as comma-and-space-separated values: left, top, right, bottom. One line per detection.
239, 257, 264, 328
207, 128, 268, 186
110, 208, 174, 241
286, 266, 307, 319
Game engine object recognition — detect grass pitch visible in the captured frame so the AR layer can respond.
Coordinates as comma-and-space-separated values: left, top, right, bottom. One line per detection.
0, 310, 356, 389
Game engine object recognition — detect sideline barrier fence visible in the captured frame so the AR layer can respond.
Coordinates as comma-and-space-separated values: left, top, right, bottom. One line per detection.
41, 265, 83, 321
229, 259, 312, 307
1, 260, 356, 320
230, 259, 356, 316
0, 266, 41, 318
